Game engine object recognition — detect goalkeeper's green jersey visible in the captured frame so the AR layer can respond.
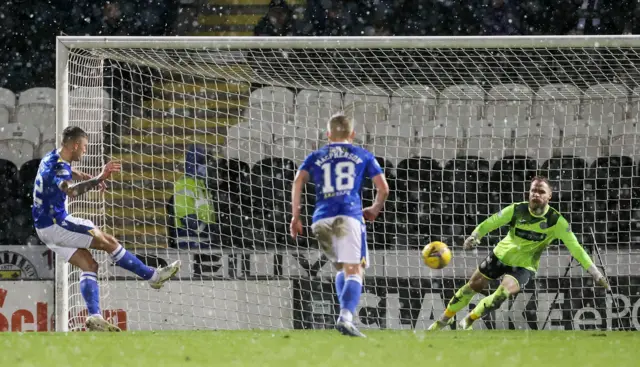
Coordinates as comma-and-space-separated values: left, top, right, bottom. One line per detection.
473, 202, 593, 272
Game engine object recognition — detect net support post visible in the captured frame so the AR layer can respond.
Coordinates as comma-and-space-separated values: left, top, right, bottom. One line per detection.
54, 37, 70, 332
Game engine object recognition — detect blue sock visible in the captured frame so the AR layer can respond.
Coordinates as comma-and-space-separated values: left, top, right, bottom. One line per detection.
335, 271, 345, 297
110, 245, 156, 281
339, 274, 362, 322
80, 272, 100, 316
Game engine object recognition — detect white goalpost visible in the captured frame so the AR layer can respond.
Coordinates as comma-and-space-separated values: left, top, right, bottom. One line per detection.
55, 35, 640, 332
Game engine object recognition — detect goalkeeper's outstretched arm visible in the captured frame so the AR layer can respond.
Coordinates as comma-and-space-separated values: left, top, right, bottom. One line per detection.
464, 204, 516, 249
555, 218, 609, 289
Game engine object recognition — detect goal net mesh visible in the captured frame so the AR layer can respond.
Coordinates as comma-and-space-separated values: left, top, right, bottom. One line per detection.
62, 39, 640, 331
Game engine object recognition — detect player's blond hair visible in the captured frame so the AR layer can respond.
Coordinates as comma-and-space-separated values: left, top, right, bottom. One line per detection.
327, 113, 354, 141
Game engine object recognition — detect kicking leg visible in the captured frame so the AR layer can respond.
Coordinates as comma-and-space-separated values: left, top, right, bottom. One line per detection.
91, 231, 180, 289
460, 274, 521, 330
68, 249, 120, 332
429, 269, 489, 330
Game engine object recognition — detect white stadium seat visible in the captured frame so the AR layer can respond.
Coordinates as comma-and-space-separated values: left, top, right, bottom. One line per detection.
464, 126, 512, 167
512, 124, 561, 165
246, 87, 296, 126
16, 87, 56, 136
0, 88, 16, 125
609, 119, 640, 159
581, 83, 627, 127
533, 83, 581, 128
435, 84, 484, 128
226, 120, 272, 165
389, 85, 438, 127
367, 122, 416, 167
344, 85, 389, 126
0, 122, 40, 168
560, 121, 607, 165
295, 89, 343, 130
485, 84, 533, 128
272, 125, 318, 163
415, 125, 461, 165
69, 87, 112, 126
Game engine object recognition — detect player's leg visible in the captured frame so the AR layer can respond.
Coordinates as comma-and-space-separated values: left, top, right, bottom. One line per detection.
460, 267, 534, 330
428, 252, 497, 330
90, 229, 181, 289
333, 217, 367, 337
67, 249, 121, 332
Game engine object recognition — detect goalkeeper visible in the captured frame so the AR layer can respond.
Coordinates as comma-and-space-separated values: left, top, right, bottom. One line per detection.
428, 176, 610, 331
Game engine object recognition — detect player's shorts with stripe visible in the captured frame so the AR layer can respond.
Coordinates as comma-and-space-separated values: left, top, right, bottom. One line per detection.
478, 251, 535, 288
311, 215, 369, 268
36, 215, 96, 262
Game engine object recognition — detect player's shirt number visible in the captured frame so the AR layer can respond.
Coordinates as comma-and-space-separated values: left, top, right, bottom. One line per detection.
321, 161, 355, 194
33, 173, 44, 206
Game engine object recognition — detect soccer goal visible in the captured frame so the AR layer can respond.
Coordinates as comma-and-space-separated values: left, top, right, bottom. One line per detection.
55, 35, 640, 332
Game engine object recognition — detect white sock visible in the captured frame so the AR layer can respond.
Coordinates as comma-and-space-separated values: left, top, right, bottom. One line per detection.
339, 309, 353, 323
110, 244, 126, 262
148, 270, 159, 283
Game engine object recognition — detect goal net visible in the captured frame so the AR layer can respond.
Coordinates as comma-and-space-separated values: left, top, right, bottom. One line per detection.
57, 36, 640, 332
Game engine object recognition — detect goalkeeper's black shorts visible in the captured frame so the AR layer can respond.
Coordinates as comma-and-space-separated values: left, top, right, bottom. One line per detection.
477, 251, 535, 288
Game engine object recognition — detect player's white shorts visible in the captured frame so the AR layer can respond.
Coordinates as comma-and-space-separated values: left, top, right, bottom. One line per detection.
36, 215, 96, 262
311, 215, 369, 268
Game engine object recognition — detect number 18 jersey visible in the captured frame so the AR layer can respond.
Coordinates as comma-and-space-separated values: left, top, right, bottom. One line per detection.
299, 143, 383, 223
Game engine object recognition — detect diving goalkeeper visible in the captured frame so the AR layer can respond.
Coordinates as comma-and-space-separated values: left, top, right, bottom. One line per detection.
429, 176, 610, 331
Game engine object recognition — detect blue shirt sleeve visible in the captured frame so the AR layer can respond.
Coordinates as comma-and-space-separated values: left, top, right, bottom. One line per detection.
366, 154, 383, 179
53, 162, 72, 188
299, 152, 315, 173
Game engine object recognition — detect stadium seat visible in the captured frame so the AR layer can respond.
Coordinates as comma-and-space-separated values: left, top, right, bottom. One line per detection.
368, 122, 416, 167
362, 158, 397, 249
609, 119, 640, 160
485, 83, 533, 127
389, 84, 438, 127
532, 83, 581, 127
0, 88, 16, 125
225, 120, 272, 165
69, 87, 112, 126
414, 125, 460, 165
16, 87, 55, 137
294, 90, 342, 130
512, 124, 561, 166
344, 85, 389, 126
245, 87, 295, 126
435, 84, 484, 127
463, 125, 512, 168
587, 155, 635, 246
0, 122, 40, 168
250, 157, 297, 247
541, 156, 588, 231
271, 125, 319, 164
0, 159, 19, 243
560, 122, 607, 166
581, 83, 628, 126
215, 158, 254, 247
395, 157, 443, 248
38, 127, 56, 157
443, 156, 491, 237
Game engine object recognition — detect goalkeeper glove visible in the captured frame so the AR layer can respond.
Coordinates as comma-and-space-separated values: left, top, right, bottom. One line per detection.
587, 264, 611, 291
463, 232, 480, 250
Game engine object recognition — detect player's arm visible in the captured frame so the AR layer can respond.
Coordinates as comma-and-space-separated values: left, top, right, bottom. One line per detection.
363, 155, 389, 221
555, 218, 609, 289
289, 168, 309, 239
363, 173, 389, 221
464, 203, 516, 249
58, 161, 120, 198
71, 168, 91, 181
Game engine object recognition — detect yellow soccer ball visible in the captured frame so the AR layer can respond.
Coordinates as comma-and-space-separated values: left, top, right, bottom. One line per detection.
422, 241, 452, 269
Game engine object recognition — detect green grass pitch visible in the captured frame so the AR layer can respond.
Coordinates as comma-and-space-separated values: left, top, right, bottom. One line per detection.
1, 330, 638, 367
